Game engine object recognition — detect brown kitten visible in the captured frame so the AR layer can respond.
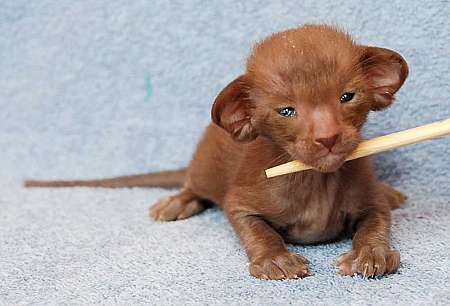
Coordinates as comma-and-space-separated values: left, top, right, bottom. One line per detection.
25, 24, 409, 280
151, 24, 408, 279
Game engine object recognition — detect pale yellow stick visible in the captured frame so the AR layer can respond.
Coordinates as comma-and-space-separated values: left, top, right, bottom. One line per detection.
265, 118, 450, 178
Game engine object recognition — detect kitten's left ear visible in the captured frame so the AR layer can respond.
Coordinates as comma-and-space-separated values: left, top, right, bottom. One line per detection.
211, 75, 258, 142
360, 46, 409, 111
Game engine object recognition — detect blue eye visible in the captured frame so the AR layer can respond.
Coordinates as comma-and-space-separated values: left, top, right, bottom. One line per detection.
340, 92, 355, 103
278, 107, 296, 117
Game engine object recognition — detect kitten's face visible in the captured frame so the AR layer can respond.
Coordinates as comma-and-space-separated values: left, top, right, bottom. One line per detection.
248, 33, 366, 172
251, 83, 367, 172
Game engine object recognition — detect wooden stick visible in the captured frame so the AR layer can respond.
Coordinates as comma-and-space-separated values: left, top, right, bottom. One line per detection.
265, 118, 450, 178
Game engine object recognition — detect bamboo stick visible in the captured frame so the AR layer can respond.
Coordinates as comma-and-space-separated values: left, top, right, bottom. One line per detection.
265, 118, 450, 178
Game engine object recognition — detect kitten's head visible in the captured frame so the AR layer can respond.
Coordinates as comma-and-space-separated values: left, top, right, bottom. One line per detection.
212, 25, 408, 172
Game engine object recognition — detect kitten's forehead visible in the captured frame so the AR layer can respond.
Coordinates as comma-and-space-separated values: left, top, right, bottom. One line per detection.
246, 25, 362, 98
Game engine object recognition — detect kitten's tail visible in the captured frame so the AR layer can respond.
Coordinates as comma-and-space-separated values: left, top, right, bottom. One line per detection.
24, 168, 186, 189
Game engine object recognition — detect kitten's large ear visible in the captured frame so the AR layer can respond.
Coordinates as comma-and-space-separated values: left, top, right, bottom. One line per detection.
211, 75, 257, 142
360, 46, 409, 111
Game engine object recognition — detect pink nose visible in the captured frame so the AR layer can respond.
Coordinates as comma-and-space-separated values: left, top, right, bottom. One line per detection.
315, 134, 339, 150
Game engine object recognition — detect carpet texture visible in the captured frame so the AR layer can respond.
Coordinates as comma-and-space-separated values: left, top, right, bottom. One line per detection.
1, 1, 449, 305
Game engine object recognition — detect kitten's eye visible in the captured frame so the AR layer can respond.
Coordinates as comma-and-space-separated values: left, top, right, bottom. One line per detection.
340, 92, 355, 103
278, 107, 296, 117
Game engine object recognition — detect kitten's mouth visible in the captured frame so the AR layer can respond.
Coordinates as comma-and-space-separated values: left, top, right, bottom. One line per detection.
291, 140, 358, 173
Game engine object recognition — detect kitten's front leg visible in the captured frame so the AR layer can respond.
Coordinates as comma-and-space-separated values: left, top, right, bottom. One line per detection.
337, 207, 400, 277
225, 202, 311, 280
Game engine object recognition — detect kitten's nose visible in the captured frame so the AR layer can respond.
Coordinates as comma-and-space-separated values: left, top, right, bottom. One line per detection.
315, 134, 339, 150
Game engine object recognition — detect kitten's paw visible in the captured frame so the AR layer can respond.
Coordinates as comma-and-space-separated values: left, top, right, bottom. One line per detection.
249, 252, 311, 280
149, 191, 205, 221
337, 246, 400, 277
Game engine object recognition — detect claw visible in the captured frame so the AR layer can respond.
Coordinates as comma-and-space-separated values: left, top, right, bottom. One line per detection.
363, 263, 369, 278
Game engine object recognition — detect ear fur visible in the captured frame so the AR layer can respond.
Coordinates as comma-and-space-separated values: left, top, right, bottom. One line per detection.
360, 46, 409, 111
211, 75, 257, 142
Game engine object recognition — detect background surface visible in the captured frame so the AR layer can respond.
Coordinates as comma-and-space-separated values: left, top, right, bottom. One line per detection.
1, 1, 449, 305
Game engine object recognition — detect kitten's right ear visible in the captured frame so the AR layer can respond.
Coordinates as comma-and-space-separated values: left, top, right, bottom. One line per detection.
211, 75, 258, 142
360, 46, 409, 111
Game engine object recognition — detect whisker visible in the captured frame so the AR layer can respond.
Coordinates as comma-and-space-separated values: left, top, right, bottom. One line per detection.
267, 151, 290, 168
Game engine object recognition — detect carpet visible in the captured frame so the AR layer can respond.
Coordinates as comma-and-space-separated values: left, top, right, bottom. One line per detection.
1, 1, 449, 305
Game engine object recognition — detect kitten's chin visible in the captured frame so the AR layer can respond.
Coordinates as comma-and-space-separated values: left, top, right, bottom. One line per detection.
310, 152, 347, 173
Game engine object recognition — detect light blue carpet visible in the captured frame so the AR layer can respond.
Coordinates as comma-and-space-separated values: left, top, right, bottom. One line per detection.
1, 1, 449, 305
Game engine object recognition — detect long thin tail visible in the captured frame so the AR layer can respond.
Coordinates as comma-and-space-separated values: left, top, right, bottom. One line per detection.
24, 168, 187, 189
